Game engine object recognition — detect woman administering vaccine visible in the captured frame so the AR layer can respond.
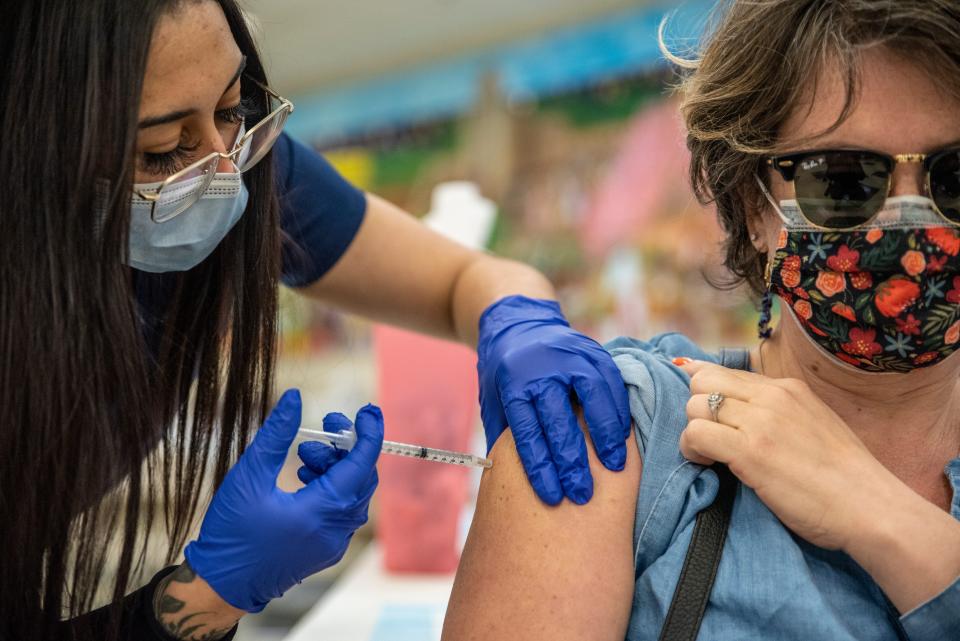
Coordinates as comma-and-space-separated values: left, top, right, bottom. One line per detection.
0, 1, 632, 640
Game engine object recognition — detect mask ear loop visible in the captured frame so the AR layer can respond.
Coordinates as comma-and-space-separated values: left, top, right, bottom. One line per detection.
754, 174, 791, 223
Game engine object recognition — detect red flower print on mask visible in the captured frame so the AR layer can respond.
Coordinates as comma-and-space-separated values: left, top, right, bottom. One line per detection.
815, 271, 846, 297
849, 272, 873, 290
774, 286, 794, 306
874, 276, 920, 318
946, 276, 960, 304
865, 229, 884, 244
900, 250, 926, 276
831, 303, 856, 322
946, 321, 960, 346
793, 287, 810, 300
913, 352, 939, 365
806, 322, 829, 337
895, 314, 921, 336
794, 299, 813, 320
841, 327, 882, 358
782, 255, 801, 272
782, 269, 801, 289
777, 229, 788, 249
927, 255, 948, 273
826, 245, 860, 272
926, 227, 960, 256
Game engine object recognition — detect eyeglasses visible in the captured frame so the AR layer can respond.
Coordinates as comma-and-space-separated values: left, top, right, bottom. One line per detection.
133, 76, 294, 223
765, 148, 960, 230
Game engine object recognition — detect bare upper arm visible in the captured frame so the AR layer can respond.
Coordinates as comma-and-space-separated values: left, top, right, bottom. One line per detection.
442, 419, 641, 641
296, 193, 477, 339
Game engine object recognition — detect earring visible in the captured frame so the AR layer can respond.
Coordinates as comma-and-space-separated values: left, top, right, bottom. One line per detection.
758, 259, 773, 339
750, 233, 759, 241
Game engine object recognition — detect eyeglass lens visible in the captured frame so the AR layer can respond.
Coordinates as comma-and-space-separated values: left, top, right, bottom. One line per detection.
929, 151, 960, 223
151, 156, 219, 223
150, 93, 289, 222
237, 95, 289, 172
793, 151, 890, 229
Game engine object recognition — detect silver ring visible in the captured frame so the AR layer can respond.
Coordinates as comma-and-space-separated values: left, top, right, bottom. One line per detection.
707, 392, 725, 423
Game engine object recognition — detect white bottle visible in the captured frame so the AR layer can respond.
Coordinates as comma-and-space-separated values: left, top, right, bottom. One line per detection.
422, 181, 497, 251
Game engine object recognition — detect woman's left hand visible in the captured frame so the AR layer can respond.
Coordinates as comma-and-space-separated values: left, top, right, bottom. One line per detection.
477, 296, 632, 506
676, 359, 888, 552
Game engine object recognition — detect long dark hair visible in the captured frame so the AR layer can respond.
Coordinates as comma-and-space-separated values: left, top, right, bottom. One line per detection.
0, 1, 280, 638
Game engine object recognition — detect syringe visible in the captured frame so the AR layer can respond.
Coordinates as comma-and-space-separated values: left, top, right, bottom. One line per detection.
298, 427, 493, 469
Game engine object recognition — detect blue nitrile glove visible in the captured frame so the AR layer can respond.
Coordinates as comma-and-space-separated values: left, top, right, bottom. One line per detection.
184, 391, 383, 613
296, 412, 356, 485
477, 295, 631, 506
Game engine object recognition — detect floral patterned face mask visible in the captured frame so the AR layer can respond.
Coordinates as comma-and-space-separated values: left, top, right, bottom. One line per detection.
764, 191, 960, 372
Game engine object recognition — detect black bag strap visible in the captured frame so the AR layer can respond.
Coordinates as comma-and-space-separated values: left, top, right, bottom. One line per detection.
657, 465, 737, 641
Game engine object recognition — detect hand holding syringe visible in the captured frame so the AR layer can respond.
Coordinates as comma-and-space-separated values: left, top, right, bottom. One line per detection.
298, 425, 493, 469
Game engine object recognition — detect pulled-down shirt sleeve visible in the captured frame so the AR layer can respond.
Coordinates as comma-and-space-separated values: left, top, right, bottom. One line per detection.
899, 563, 960, 638
900, 458, 960, 640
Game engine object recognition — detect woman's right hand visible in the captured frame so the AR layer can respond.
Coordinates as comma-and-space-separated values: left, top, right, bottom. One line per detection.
183, 389, 383, 613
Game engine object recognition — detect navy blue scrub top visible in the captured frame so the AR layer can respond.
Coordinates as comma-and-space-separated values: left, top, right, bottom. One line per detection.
272, 133, 367, 287
133, 133, 367, 346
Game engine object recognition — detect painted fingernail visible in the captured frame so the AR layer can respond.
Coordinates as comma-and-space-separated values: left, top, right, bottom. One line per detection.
672, 357, 692, 366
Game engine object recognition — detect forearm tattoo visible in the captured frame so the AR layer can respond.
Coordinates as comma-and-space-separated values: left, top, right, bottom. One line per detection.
152, 563, 237, 641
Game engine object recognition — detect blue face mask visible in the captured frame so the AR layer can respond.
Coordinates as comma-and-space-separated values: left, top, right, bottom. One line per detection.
126, 171, 249, 273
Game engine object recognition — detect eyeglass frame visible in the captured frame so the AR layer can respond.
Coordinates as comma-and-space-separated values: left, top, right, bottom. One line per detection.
764, 147, 960, 231
133, 75, 295, 222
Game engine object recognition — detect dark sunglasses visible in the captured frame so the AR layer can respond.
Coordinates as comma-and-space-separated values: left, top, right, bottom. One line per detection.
765, 148, 960, 230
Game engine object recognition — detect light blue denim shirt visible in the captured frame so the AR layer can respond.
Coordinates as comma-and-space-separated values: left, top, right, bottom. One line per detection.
606, 333, 960, 641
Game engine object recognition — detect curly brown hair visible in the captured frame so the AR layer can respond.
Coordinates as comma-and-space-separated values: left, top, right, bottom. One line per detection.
665, 0, 960, 296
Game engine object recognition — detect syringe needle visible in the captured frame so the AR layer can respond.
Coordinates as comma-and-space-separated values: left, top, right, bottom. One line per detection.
381, 440, 493, 469
297, 428, 493, 469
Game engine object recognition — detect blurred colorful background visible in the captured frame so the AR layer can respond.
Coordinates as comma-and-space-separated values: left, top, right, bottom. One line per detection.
268, 0, 759, 358
234, 1, 770, 638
